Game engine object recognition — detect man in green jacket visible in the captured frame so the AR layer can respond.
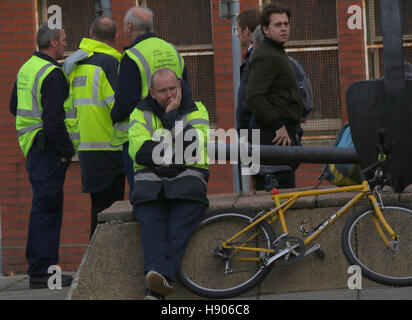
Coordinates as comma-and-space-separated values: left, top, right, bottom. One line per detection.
246, 2, 303, 188
63, 16, 125, 238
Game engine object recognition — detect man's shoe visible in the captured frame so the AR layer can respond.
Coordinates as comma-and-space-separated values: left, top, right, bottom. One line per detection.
144, 289, 165, 300
29, 273, 73, 289
145, 270, 175, 296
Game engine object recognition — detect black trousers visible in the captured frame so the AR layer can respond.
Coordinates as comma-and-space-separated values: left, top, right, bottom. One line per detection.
251, 124, 300, 190
133, 198, 206, 282
90, 173, 125, 238
25, 141, 69, 277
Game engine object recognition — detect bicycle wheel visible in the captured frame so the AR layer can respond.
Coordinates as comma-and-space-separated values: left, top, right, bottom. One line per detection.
177, 208, 276, 299
342, 202, 412, 286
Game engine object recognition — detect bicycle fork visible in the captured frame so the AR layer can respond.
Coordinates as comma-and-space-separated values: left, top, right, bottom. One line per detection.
368, 194, 399, 249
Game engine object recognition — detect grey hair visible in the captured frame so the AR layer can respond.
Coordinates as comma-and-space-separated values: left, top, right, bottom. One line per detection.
124, 7, 153, 33
252, 25, 265, 45
37, 22, 62, 50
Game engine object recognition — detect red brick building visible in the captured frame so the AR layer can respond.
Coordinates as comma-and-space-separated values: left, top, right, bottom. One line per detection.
0, 0, 411, 274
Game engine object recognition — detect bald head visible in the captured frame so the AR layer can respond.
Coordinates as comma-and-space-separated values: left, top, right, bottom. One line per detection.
90, 16, 117, 44
149, 68, 181, 110
150, 68, 179, 90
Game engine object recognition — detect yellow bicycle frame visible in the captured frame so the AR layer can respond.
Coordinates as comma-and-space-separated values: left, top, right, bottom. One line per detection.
221, 180, 398, 258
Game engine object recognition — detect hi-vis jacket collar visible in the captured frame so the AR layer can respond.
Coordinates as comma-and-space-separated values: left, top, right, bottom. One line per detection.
63, 38, 121, 75
79, 38, 122, 61
123, 32, 158, 51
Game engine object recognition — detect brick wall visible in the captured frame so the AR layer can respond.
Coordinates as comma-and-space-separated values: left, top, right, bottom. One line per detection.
0, 0, 36, 275
337, 0, 367, 123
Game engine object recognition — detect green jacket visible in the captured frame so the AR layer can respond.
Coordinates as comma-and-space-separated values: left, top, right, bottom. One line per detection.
246, 37, 303, 130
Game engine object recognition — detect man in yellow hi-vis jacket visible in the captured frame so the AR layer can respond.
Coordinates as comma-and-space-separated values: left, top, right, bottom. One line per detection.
9, 23, 74, 289
63, 16, 125, 238
110, 7, 188, 197
129, 69, 209, 300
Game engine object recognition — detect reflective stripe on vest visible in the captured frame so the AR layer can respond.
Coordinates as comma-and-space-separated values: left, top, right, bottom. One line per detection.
78, 141, 119, 150
127, 45, 183, 93
134, 168, 207, 186
71, 63, 120, 151
16, 57, 59, 157
130, 111, 209, 137
73, 68, 115, 108
16, 62, 53, 119
17, 122, 43, 137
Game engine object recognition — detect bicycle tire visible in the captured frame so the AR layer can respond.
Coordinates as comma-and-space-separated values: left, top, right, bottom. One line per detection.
342, 202, 412, 286
177, 208, 276, 299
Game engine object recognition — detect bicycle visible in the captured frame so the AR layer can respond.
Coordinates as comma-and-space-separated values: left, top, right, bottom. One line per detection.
177, 160, 412, 299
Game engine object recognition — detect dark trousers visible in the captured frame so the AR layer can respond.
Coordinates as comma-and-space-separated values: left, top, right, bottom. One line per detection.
133, 199, 206, 282
25, 142, 69, 277
122, 142, 134, 200
90, 173, 125, 238
251, 124, 300, 190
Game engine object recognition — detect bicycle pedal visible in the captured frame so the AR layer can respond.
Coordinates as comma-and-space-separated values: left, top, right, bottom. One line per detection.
315, 248, 326, 260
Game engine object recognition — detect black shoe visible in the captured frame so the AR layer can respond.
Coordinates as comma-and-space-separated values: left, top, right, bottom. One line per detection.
29, 273, 73, 289
144, 289, 165, 300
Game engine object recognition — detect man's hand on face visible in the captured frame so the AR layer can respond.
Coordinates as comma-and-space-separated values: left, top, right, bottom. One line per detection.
272, 125, 291, 146
165, 84, 182, 113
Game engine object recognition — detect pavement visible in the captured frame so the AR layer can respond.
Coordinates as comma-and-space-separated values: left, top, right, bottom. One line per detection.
1, 273, 412, 300
0, 273, 75, 300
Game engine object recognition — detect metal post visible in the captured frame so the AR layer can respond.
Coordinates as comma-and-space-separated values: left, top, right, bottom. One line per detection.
220, 0, 247, 193
230, 1, 243, 193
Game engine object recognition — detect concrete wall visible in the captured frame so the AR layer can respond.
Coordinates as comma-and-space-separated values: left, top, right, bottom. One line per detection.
68, 186, 412, 299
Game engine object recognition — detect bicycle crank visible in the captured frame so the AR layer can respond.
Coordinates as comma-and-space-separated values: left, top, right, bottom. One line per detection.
266, 235, 306, 267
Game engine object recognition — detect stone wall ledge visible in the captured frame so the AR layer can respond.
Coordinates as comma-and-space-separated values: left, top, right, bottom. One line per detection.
99, 185, 412, 224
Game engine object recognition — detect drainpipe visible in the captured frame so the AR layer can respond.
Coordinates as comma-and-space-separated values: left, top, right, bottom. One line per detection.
101, 0, 112, 17
96, 0, 112, 18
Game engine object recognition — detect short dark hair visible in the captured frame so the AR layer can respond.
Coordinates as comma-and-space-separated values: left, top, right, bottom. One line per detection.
91, 16, 117, 43
261, 2, 291, 28
236, 9, 261, 33
37, 22, 62, 50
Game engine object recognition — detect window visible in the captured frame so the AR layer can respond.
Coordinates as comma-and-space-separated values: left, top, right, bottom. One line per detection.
365, 0, 412, 78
